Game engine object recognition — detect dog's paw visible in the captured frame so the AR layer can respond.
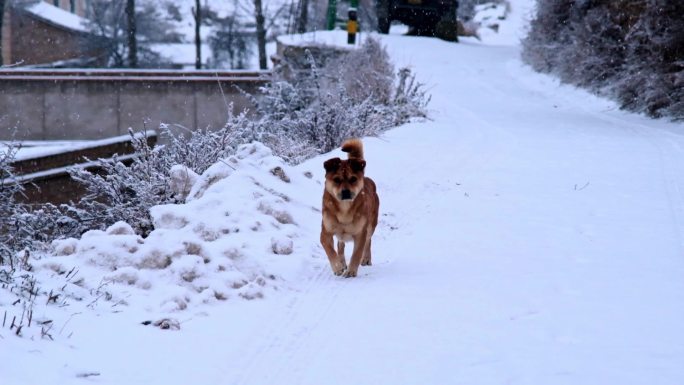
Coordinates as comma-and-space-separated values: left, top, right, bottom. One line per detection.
342, 269, 357, 278
332, 261, 347, 276
361, 259, 372, 266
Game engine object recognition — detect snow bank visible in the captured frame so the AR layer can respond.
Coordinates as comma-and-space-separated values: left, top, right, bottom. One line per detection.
37, 142, 322, 314
277, 30, 361, 49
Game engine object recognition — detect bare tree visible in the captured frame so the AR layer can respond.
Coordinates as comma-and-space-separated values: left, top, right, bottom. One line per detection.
296, 0, 308, 33
254, 0, 267, 69
83, 0, 179, 68
126, 0, 137, 67
0, 0, 6, 66
85, 0, 127, 67
192, 0, 201, 69
208, 4, 254, 69
205, 0, 290, 69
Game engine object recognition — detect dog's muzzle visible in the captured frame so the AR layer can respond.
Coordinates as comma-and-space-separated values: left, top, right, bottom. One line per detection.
341, 189, 353, 200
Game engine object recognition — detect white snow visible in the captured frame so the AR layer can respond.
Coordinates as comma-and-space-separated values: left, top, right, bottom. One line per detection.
149, 38, 278, 70
149, 43, 213, 69
277, 30, 360, 49
5, 140, 87, 161
7, 130, 156, 162
3, 0, 684, 384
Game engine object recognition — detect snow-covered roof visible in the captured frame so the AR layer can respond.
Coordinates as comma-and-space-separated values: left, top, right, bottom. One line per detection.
22, 1, 89, 33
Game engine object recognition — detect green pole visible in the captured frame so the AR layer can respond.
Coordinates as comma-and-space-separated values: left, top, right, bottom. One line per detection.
326, 0, 337, 30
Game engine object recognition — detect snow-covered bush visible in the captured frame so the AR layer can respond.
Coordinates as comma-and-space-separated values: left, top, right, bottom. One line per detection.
611, 3, 684, 118
68, 123, 253, 236
249, 37, 429, 159
33, 142, 319, 317
1, 141, 24, 267
522, 0, 684, 120
2, 142, 91, 266
1, 143, 83, 339
6, 203, 94, 252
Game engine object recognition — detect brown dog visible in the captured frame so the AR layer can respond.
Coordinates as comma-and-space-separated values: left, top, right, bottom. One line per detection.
320, 138, 379, 278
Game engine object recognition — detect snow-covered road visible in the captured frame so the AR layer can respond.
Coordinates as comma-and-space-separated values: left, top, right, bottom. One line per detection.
227, 35, 684, 385
226, 15, 684, 385
5, 2, 684, 384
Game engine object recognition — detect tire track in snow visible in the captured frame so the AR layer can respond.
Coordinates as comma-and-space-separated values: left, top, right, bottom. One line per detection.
232, 260, 345, 385
559, 95, 684, 256
616, 122, 684, 256
509, 58, 684, 255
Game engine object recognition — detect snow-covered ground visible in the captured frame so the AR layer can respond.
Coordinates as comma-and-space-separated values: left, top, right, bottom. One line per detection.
4, 0, 684, 384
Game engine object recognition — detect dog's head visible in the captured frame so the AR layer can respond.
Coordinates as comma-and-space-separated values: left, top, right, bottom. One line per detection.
323, 157, 366, 202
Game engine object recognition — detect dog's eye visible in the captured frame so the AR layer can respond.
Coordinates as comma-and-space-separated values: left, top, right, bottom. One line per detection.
333, 178, 342, 184
349, 177, 358, 184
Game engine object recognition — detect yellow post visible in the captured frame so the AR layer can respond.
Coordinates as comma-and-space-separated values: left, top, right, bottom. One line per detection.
347, 8, 358, 44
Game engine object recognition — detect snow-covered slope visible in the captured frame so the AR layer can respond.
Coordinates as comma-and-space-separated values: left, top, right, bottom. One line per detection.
4, 0, 684, 384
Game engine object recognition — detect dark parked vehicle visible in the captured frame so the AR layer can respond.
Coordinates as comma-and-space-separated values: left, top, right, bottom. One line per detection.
376, 0, 459, 34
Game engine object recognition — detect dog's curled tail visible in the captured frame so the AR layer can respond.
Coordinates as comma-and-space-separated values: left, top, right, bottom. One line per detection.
341, 138, 364, 160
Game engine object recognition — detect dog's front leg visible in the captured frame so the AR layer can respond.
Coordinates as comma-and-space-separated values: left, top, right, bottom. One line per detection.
343, 229, 368, 278
320, 228, 346, 275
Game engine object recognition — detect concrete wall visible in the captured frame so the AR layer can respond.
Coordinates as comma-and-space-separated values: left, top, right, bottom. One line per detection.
0, 70, 269, 140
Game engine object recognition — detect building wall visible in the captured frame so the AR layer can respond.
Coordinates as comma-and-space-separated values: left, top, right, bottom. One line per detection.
44, 0, 87, 17
1, 8, 10, 65
9, 9, 89, 65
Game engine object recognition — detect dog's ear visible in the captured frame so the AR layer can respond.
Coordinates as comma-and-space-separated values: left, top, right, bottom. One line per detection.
323, 157, 342, 173
349, 158, 366, 173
